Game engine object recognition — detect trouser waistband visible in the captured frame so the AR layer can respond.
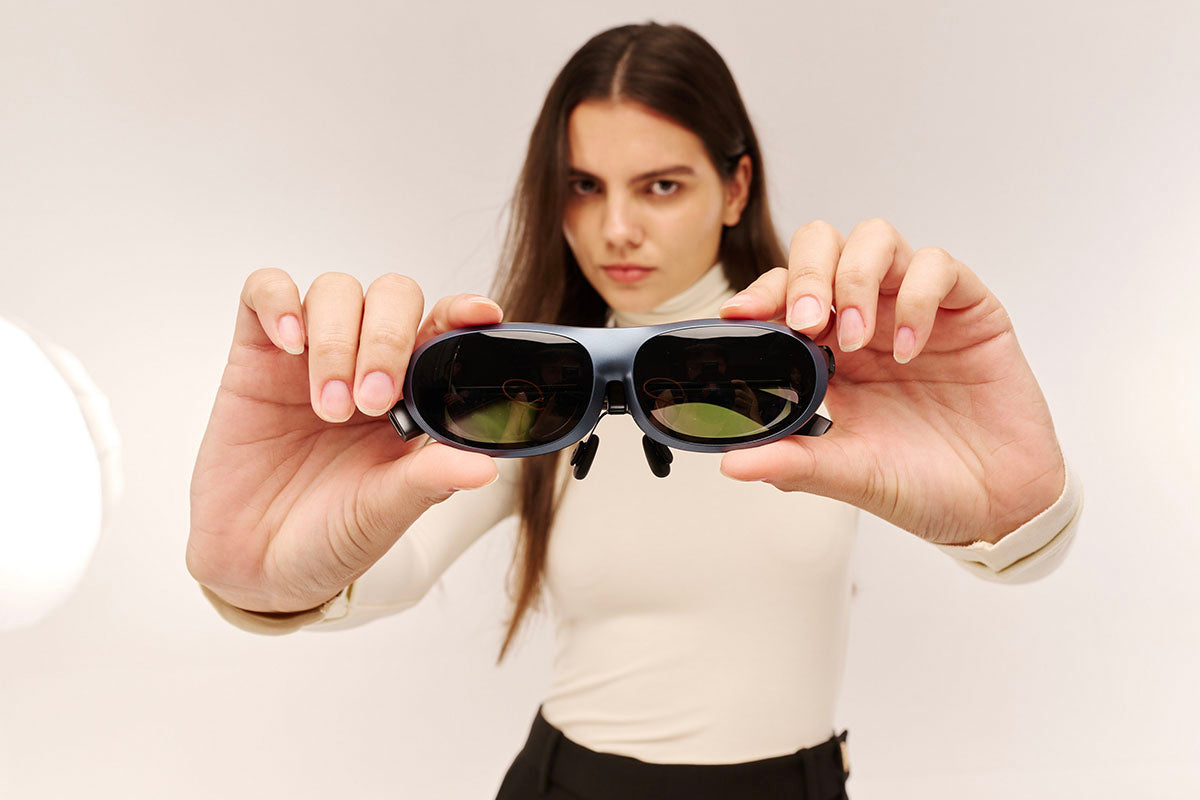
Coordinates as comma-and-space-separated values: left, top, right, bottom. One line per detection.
517, 706, 850, 800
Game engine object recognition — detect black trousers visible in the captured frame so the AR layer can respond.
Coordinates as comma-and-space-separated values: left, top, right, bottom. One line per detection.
495, 705, 851, 800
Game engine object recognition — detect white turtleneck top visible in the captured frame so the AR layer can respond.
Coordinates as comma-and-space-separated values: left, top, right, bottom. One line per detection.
199, 261, 1085, 763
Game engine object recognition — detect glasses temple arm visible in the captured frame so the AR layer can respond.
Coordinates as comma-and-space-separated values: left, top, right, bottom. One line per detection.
819, 345, 835, 379
791, 345, 835, 437
387, 402, 423, 441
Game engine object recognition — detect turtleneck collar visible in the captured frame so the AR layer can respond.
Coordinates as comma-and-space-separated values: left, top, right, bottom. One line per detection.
604, 261, 738, 328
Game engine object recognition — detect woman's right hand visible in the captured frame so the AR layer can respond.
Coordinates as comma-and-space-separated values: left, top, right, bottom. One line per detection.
186, 269, 505, 613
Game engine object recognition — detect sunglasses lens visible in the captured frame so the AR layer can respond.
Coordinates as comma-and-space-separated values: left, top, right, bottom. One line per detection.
633, 326, 817, 444
409, 330, 592, 450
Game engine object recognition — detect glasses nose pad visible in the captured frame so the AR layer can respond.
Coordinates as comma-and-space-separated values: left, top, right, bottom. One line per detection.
569, 433, 601, 480
641, 435, 673, 478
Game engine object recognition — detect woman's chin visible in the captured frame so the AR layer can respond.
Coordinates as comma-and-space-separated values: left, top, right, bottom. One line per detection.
605, 296, 659, 315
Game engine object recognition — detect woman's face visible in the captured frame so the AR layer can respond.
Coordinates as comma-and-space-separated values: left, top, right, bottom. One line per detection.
562, 99, 751, 313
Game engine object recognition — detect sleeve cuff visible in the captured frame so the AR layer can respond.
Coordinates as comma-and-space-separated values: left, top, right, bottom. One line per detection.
197, 582, 351, 635
931, 457, 1084, 583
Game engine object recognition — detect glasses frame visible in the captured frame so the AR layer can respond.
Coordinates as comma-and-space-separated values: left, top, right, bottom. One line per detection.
387, 317, 834, 457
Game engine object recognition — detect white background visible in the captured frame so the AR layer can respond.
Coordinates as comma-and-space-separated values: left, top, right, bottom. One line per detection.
2, 1, 1198, 797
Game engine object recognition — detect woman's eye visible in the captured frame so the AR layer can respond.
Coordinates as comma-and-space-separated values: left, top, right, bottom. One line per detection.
650, 180, 679, 196
570, 179, 598, 195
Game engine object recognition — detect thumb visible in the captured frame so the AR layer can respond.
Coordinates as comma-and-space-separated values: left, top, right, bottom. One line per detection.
719, 432, 869, 508
355, 440, 499, 540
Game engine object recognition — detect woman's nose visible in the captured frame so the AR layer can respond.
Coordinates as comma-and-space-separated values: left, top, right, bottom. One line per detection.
602, 196, 643, 249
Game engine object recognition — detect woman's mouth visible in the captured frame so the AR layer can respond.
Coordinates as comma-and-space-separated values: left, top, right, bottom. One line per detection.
602, 265, 655, 283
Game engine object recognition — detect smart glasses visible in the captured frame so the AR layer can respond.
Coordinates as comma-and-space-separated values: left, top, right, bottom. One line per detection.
387, 318, 835, 479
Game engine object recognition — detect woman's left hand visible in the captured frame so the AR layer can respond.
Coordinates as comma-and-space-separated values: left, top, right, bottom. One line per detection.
717, 218, 1066, 546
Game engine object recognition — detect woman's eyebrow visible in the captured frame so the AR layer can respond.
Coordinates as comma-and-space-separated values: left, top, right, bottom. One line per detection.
568, 165, 696, 183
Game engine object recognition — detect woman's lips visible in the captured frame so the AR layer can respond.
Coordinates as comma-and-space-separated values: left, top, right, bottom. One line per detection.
602, 266, 655, 283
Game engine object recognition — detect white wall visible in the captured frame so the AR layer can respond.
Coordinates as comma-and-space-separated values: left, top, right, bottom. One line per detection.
1, 1, 1197, 797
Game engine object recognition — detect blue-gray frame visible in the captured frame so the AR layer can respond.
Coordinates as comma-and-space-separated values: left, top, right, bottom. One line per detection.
387, 317, 834, 458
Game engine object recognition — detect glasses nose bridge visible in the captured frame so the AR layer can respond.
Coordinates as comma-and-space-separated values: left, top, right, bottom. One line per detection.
587, 328, 643, 376
585, 327, 647, 412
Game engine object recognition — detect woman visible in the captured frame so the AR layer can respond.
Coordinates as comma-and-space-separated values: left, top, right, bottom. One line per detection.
187, 22, 1083, 799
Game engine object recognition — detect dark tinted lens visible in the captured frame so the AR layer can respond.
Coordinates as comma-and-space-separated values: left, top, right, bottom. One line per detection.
633, 327, 817, 444
410, 330, 592, 450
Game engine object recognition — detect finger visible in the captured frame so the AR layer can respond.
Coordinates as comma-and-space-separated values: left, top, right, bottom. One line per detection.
831, 219, 913, 354
718, 431, 869, 510
302, 272, 366, 424
236, 267, 307, 356
403, 439, 500, 495
352, 274, 426, 417
784, 221, 844, 336
718, 266, 788, 321
892, 248, 988, 364
355, 439, 500, 548
414, 293, 504, 348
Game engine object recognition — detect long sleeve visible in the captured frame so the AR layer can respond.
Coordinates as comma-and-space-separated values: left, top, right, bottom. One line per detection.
930, 456, 1084, 584
197, 452, 521, 635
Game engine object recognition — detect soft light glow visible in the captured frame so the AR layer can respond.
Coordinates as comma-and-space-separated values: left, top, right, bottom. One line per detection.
0, 315, 122, 633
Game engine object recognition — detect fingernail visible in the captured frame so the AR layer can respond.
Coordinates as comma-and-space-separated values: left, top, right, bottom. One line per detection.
789, 295, 823, 329
278, 314, 304, 355
837, 307, 865, 352
471, 297, 503, 319
452, 471, 500, 492
720, 292, 749, 311
320, 380, 353, 421
894, 326, 916, 364
357, 371, 395, 415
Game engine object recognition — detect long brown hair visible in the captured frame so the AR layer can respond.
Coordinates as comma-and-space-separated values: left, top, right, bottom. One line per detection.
486, 21, 787, 664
